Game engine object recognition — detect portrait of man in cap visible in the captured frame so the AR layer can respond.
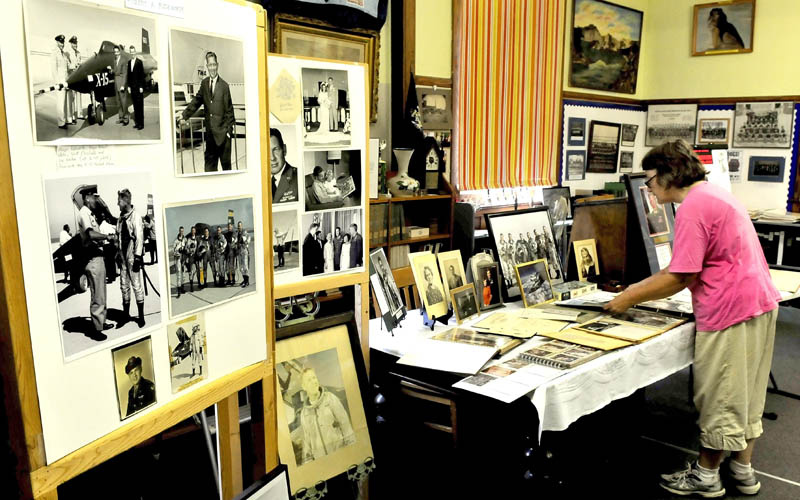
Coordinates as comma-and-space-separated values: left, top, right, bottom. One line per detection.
124, 354, 156, 417
112, 336, 156, 420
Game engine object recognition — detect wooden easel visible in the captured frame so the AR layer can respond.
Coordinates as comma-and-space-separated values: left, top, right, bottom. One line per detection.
0, 2, 278, 499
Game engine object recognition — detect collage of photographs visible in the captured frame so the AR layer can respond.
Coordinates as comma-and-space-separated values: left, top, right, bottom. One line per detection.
26, 0, 256, 422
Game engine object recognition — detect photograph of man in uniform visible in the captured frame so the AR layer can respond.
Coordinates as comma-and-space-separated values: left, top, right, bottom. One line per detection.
111, 336, 156, 420
46, 173, 161, 361
270, 127, 299, 204
639, 186, 670, 237
164, 197, 256, 318
370, 249, 403, 316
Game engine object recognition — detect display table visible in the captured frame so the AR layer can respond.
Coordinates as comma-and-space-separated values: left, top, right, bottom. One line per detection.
369, 302, 696, 437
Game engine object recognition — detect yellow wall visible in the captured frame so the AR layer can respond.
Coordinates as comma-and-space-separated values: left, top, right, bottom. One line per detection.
641, 0, 800, 98
415, 0, 452, 78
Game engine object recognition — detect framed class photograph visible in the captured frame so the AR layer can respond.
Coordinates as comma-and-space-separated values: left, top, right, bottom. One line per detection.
586, 120, 621, 173
475, 262, 504, 311
620, 123, 639, 147
111, 335, 156, 421
573, 239, 600, 281
566, 150, 586, 181
515, 259, 555, 308
438, 249, 467, 307
692, 0, 755, 57
748, 156, 786, 183
646, 104, 698, 147
567, 117, 586, 146
697, 118, 730, 144
733, 101, 793, 149
451, 284, 480, 324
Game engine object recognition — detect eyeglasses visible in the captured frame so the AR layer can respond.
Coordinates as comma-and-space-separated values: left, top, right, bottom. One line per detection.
644, 174, 657, 189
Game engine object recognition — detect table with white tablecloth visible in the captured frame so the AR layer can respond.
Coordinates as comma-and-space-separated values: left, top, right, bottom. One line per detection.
369, 302, 695, 439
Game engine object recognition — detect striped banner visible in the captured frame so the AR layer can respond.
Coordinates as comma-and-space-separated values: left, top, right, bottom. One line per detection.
453, 0, 565, 190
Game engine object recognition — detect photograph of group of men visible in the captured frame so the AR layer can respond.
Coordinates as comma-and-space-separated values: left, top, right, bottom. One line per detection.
164, 197, 256, 318
300, 209, 364, 277
26, 0, 161, 143
46, 173, 162, 360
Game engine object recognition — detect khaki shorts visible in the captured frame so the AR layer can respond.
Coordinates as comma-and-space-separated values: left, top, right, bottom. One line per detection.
693, 308, 778, 451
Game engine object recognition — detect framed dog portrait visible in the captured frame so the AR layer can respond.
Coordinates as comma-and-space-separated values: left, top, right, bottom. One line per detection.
692, 0, 755, 57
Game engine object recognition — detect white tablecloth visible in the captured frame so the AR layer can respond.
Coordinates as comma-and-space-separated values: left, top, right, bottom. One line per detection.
369, 303, 695, 437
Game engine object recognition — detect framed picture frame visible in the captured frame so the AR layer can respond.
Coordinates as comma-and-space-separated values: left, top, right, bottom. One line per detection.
451, 283, 480, 323
587, 120, 621, 173
437, 250, 467, 307
697, 118, 731, 144
234, 464, 291, 500
748, 156, 786, 183
646, 104, 698, 147
567, 117, 586, 146
692, 0, 755, 57
565, 150, 586, 181
275, 320, 373, 494
484, 206, 564, 302
620, 124, 639, 147
368, 248, 405, 326
475, 262, 504, 311
573, 239, 600, 281
733, 101, 794, 149
408, 251, 449, 318
111, 336, 156, 421
271, 13, 380, 122
624, 173, 676, 276
542, 186, 572, 220
515, 259, 555, 308
619, 150, 635, 173
569, 0, 643, 94
416, 86, 453, 130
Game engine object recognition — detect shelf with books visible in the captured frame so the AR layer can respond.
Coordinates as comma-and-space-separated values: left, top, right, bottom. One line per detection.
388, 233, 451, 247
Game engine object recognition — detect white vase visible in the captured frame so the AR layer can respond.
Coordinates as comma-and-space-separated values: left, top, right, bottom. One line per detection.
388, 148, 420, 197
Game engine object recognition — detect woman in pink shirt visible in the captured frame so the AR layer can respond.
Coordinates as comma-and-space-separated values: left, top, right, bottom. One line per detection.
606, 140, 779, 498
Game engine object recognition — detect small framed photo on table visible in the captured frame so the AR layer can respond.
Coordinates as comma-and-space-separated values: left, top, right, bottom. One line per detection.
515, 259, 555, 308
475, 262, 504, 311
451, 283, 480, 324
573, 239, 600, 281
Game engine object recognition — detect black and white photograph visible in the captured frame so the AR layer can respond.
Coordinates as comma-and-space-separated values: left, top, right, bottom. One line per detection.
45, 172, 162, 361
25, 0, 161, 144
301, 68, 351, 148
566, 150, 586, 181
171, 28, 247, 175
733, 101, 794, 149
273, 210, 299, 273
619, 150, 634, 172
112, 335, 156, 421
415, 86, 453, 130
485, 207, 564, 301
621, 123, 638, 147
542, 186, 572, 220
451, 284, 480, 323
609, 309, 684, 330
748, 156, 786, 183
586, 120, 621, 173
515, 259, 554, 308
567, 117, 586, 146
277, 348, 356, 467
437, 250, 467, 306
168, 313, 207, 394
369, 248, 404, 316
475, 262, 503, 311
697, 118, 730, 144
645, 104, 698, 147
270, 124, 301, 205
573, 239, 600, 281
303, 150, 362, 211
639, 186, 670, 237
164, 196, 256, 318
408, 251, 449, 318
301, 209, 364, 277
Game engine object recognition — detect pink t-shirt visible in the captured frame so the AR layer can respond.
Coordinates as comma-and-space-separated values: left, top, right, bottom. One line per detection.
669, 182, 779, 332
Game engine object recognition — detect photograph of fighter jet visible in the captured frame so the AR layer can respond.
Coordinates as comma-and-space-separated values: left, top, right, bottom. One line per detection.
24, 0, 161, 144
45, 171, 163, 361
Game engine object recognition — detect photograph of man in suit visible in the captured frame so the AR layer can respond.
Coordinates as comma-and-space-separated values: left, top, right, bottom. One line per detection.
127, 45, 145, 130
348, 223, 363, 269
178, 51, 235, 172
113, 45, 129, 126
302, 222, 323, 276
270, 128, 298, 204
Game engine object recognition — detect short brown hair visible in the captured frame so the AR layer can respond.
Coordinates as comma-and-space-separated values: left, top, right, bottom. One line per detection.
641, 140, 707, 189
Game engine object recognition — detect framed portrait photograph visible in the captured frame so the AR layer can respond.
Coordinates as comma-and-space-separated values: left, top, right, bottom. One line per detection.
369, 248, 404, 319
300, 208, 364, 277
566, 150, 586, 181
163, 196, 256, 319
624, 173, 677, 275
269, 124, 301, 206
171, 28, 246, 176
692, 0, 755, 57
44, 171, 162, 362
515, 259, 555, 308
733, 101, 794, 148
301, 67, 352, 148
451, 284, 480, 324
542, 186, 572, 220
639, 186, 671, 237
167, 313, 207, 394
275, 323, 373, 493
619, 150, 634, 173
112, 335, 156, 421
621, 124, 639, 147
475, 262, 504, 311
408, 251, 449, 318
573, 239, 600, 281
272, 13, 379, 122
646, 104, 698, 146
23, 0, 161, 145
587, 121, 621, 173
485, 206, 564, 301
416, 86, 453, 130
569, 0, 643, 94
272, 209, 300, 274
697, 118, 730, 144
748, 156, 786, 183
438, 250, 467, 307
567, 117, 586, 146
303, 150, 361, 211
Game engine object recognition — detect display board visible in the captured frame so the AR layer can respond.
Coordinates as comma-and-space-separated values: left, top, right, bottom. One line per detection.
0, 0, 267, 464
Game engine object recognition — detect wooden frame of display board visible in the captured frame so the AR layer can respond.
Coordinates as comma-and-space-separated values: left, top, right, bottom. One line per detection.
268, 54, 371, 370
0, 1, 277, 499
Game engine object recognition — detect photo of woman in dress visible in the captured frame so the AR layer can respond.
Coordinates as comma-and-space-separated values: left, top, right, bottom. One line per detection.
579, 247, 597, 280
301, 68, 351, 147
